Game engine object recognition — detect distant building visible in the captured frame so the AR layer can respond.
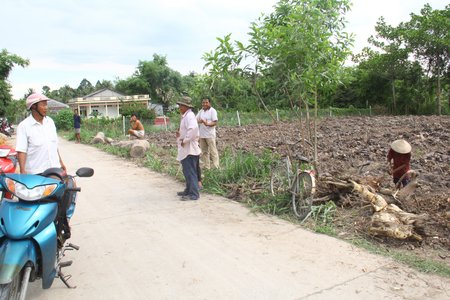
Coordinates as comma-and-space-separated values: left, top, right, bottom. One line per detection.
68, 88, 153, 118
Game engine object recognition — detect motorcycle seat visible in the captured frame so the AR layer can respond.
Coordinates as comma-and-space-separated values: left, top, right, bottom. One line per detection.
41, 168, 67, 181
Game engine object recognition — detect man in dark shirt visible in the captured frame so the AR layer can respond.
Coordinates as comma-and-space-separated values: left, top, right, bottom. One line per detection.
387, 139, 411, 188
73, 109, 82, 143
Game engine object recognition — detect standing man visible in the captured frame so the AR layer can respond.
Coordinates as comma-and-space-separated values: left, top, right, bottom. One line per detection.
16, 93, 66, 174
128, 113, 145, 139
73, 109, 82, 143
176, 96, 201, 201
196, 97, 220, 169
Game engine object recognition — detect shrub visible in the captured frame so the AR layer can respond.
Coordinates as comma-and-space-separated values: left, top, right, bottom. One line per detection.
52, 109, 73, 130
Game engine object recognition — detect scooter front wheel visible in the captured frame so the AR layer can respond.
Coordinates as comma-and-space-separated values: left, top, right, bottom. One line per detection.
0, 266, 30, 300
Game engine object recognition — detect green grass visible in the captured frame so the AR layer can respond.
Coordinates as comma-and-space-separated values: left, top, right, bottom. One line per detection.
350, 238, 450, 278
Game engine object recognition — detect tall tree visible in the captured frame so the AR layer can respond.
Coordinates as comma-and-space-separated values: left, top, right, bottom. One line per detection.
135, 54, 183, 107
77, 78, 94, 97
0, 49, 29, 113
402, 4, 449, 114
371, 4, 450, 114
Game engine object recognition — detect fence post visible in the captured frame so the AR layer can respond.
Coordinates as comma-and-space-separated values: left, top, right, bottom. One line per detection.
276, 108, 279, 122
329, 106, 332, 117
163, 115, 168, 131
123, 116, 126, 136
369, 106, 372, 117
237, 111, 241, 127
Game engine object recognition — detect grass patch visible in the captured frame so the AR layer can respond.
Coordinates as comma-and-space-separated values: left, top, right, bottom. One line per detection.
350, 238, 450, 278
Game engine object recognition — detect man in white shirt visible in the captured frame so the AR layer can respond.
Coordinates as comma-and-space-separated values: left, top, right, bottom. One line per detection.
176, 96, 201, 201
196, 97, 220, 169
16, 93, 66, 174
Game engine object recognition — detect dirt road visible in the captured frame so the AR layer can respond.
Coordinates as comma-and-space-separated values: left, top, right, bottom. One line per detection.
26, 138, 449, 299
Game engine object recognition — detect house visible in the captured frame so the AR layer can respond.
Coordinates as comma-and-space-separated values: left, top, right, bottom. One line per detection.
68, 88, 152, 118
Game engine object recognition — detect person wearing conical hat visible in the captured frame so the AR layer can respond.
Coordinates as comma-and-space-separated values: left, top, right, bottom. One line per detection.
387, 139, 412, 187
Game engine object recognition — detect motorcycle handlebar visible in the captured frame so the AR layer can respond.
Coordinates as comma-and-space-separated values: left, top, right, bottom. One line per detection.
67, 187, 81, 192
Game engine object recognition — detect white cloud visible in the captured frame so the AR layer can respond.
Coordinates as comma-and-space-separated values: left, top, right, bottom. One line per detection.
2, 0, 446, 99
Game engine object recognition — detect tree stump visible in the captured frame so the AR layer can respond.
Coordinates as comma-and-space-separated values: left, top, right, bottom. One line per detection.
92, 132, 106, 144
130, 140, 150, 158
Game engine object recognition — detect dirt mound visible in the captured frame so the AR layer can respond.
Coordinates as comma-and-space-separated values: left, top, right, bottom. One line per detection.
147, 115, 449, 259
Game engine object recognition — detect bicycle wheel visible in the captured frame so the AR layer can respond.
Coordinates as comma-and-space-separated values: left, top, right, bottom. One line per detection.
292, 172, 314, 220
270, 157, 293, 197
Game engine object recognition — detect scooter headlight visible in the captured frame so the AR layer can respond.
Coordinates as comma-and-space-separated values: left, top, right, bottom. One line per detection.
4, 178, 57, 201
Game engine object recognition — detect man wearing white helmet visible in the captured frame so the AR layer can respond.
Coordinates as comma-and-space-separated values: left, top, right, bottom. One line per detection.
15, 93, 66, 174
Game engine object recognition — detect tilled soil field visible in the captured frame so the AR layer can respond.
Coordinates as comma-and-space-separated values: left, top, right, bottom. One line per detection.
147, 115, 449, 265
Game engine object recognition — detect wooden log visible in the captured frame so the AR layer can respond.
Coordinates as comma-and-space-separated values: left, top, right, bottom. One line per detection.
92, 132, 105, 144
350, 180, 426, 241
112, 140, 135, 149
130, 140, 150, 158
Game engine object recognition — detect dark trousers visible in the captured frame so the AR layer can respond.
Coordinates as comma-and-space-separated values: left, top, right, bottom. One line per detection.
181, 155, 200, 199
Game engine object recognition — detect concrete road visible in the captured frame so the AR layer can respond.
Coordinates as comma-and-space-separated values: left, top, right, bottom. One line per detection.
26, 138, 449, 299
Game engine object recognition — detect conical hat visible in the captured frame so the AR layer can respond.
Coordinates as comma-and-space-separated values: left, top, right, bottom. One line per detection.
390, 139, 411, 154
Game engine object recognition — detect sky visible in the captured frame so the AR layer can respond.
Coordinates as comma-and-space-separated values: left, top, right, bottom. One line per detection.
2, 0, 447, 99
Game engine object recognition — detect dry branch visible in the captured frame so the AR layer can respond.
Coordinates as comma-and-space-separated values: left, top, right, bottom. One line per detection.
350, 180, 427, 241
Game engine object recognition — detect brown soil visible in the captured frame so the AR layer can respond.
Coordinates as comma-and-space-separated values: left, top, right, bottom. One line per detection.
147, 115, 450, 265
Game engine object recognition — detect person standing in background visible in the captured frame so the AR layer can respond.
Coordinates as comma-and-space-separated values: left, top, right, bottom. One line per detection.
196, 97, 220, 170
73, 109, 82, 143
176, 96, 201, 201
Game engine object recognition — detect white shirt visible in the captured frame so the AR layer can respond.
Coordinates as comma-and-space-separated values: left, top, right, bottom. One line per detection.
16, 115, 61, 174
177, 109, 201, 161
196, 107, 218, 138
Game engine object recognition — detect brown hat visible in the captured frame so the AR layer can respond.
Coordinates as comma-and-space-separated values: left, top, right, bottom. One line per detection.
390, 139, 411, 154
177, 96, 194, 108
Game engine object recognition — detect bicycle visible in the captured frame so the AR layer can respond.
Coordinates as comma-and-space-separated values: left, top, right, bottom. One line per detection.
270, 154, 317, 220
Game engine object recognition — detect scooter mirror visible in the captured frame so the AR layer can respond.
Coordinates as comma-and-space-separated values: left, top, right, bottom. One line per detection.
76, 167, 94, 178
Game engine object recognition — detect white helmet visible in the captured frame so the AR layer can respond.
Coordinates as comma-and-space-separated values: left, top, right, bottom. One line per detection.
26, 93, 49, 110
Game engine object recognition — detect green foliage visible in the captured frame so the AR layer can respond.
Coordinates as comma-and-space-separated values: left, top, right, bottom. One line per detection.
305, 201, 337, 224
4, 99, 26, 123
0, 49, 29, 114
51, 109, 74, 130
366, 4, 450, 114
120, 101, 156, 121
95, 144, 130, 158
137, 54, 183, 106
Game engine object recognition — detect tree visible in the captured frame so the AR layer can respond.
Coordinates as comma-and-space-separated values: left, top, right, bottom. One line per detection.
136, 54, 183, 107
204, 0, 353, 160
370, 4, 450, 115
401, 4, 450, 114
77, 78, 94, 97
0, 49, 29, 114
95, 80, 114, 90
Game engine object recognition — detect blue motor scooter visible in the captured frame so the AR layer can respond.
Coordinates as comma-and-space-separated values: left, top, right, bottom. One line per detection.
0, 167, 94, 300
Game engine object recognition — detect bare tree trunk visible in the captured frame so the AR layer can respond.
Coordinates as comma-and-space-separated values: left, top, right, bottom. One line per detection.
313, 88, 318, 164
252, 67, 276, 123
437, 65, 442, 116
391, 80, 397, 114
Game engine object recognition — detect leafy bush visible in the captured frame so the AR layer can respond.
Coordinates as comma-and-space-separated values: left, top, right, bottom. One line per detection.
52, 109, 73, 130
120, 101, 156, 122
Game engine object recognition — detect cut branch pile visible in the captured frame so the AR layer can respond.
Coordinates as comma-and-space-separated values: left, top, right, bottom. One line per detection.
350, 180, 427, 241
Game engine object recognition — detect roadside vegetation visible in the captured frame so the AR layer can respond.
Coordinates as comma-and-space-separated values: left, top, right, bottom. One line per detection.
59, 114, 450, 278
3, 0, 449, 277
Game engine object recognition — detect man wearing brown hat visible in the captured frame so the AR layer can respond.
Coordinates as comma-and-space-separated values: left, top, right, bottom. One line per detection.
176, 96, 201, 200
387, 139, 412, 187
